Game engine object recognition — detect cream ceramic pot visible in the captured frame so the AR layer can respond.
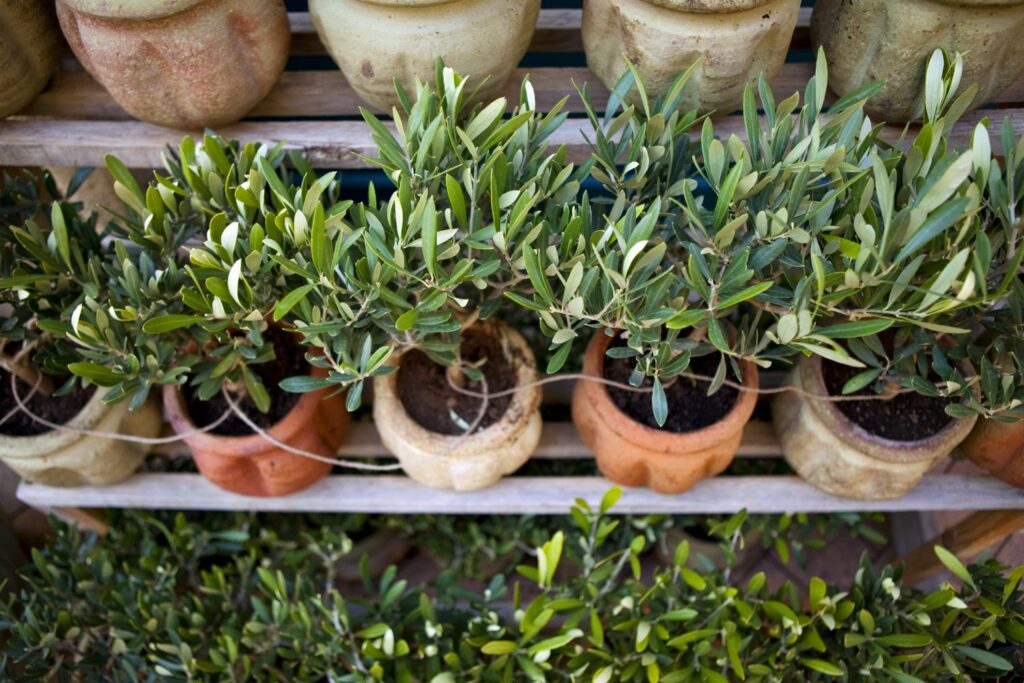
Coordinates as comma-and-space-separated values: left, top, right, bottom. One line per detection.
582, 0, 800, 114
373, 319, 541, 491
0, 1, 60, 118
773, 355, 977, 500
310, 0, 540, 110
812, 0, 1024, 122
56, 0, 290, 128
0, 391, 162, 487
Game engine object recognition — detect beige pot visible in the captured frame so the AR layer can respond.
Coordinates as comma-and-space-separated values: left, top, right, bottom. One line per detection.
0, 1, 61, 118
310, 0, 540, 110
773, 355, 978, 500
582, 0, 800, 114
56, 0, 290, 128
811, 0, 1024, 123
372, 319, 542, 491
0, 390, 162, 487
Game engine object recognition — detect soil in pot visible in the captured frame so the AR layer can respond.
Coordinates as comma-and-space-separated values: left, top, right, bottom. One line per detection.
0, 369, 92, 437
603, 350, 739, 432
397, 329, 518, 436
185, 327, 305, 437
821, 360, 951, 442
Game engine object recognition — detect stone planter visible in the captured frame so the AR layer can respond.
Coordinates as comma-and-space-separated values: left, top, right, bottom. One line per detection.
56, 0, 290, 128
373, 319, 542, 491
573, 332, 759, 495
960, 416, 1024, 487
163, 373, 348, 497
773, 355, 978, 500
309, 0, 540, 110
0, 390, 161, 487
0, 1, 61, 118
811, 0, 1024, 122
582, 0, 800, 114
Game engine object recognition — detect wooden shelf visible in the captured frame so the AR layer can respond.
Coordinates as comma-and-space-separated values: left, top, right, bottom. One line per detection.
17, 472, 1023, 515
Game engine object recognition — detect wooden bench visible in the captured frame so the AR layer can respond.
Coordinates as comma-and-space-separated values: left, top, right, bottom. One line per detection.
6, 7, 1024, 584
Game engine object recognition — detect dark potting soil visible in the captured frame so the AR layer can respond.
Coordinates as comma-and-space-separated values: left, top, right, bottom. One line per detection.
0, 368, 93, 437
185, 327, 306, 437
604, 349, 739, 433
821, 359, 952, 441
397, 329, 518, 436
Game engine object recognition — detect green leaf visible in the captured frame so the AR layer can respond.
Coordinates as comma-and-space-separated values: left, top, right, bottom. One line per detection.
273, 284, 315, 322
955, 646, 1013, 671
68, 362, 122, 386
104, 154, 142, 200
50, 203, 70, 268
481, 640, 517, 655
817, 319, 894, 339
665, 308, 707, 330
279, 376, 333, 393
652, 378, 668, 427
242, 367, 271, 414
801, 659, 843, 677
935, 546, 977, 590
717, 282, 773, 311
600, 487, 622, 515
141, 315, 204, 335
876, 634, 932, 648
395, 309, 418, 331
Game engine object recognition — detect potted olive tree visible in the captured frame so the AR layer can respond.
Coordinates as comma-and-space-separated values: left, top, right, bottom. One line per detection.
276, 67, 578, 490
0, 173, 161, 487
56, 0, 290, 127
66, 139, 348, 497
310, 0, 539, 110
510, 57, 879, 494
770, 54, 1003, 500
957, 118, 1024, 486
582, 0, 800, 114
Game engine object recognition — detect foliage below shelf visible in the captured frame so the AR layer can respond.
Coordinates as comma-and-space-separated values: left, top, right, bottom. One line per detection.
2, 492, 1022, 682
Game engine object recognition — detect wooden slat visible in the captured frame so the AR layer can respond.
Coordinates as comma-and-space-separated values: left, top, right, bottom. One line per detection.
3, 109, 1021, 170
23, 63, 1024, 122
149, 419, 781, 460
17, 472, 1024, 514
899, 510, 1024, 585
288, 10, 811, 56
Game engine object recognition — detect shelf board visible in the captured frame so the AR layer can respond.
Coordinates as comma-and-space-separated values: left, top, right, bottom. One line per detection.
17, 472, 1024, 514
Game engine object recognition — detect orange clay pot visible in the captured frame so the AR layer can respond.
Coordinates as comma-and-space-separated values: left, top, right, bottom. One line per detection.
163, 371, 348, 497
960, 416, 1024, 488
572, 332, 758, 494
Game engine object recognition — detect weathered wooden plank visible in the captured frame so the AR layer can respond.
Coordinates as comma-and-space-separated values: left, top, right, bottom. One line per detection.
17, 473, 1024, 515
3, 109, 1021, 170
899, 510, 1024, 584
23, 63, 1024, 122
286, 9, 814, 56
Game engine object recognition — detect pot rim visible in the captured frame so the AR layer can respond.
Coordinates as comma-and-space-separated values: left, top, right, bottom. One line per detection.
0, 383, 107, 454
58, 0, 210, 21
581, 330, 759, 450
797, 353, 978, 462
643, 0, 784, 12
163, 367, 332, 458
374, 318, 541, 457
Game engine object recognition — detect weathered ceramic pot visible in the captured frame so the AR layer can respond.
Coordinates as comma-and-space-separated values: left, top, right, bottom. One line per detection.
582, 0, 800, 113
812, 0, 1024, 122
164, 372, 348, 497
373, 319, 542, 491
56, 0, 290, 128
0, 1, 61, 118
0, 391, 161, 487
573, 332, 759, 495
773, 355, 978, 500
960, 415, 1024, 487
310, 0, 540, 110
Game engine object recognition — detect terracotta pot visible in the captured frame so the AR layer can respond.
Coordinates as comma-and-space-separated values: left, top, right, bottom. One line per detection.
372, 319, 542, 491
811, 0, 1024, 123
773, 355, 978, 500
960, 415, 1024, 487
573, 332, 759, 495
163, 373, 348, 497
582, 0, 800, 114
309, 0, 540, 110
56, 0, 289, 128
0, 1, 61, 118
0, 390, 162, 487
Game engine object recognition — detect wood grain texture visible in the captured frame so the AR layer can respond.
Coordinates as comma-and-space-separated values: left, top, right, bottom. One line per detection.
900, 510, 1024, 585
3, 109, 1021, 170
17, 473, 1024, 514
